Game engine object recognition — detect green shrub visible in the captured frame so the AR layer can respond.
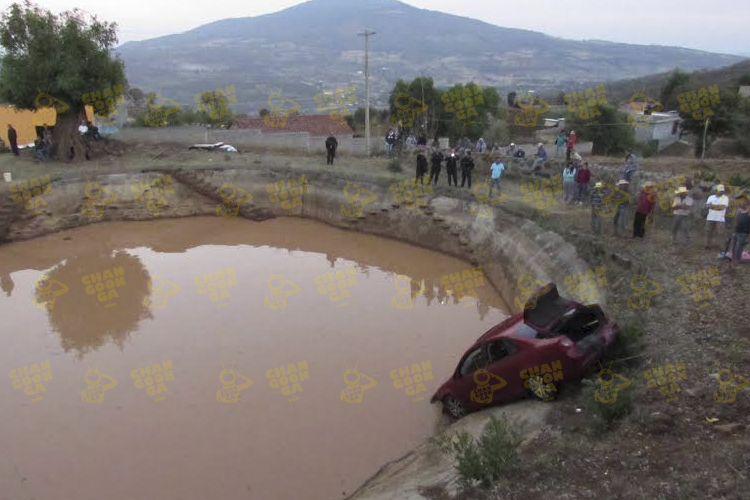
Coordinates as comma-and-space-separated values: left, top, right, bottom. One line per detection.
387, 159, 403, 173
728, 174, 750, 188
581, 372, 635, 433
692, 165, 718, 183
433, 415, 521, 490
638, 140, 659, 158
607, 322, 647, 369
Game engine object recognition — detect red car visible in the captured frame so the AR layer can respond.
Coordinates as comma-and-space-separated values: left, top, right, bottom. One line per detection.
431, 283, 619, 419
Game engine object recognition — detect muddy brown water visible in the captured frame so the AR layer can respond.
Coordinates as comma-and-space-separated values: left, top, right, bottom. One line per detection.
0, 217, 510, 500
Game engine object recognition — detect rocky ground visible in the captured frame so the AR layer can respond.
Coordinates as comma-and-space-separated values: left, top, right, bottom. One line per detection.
1, 140, 749, 499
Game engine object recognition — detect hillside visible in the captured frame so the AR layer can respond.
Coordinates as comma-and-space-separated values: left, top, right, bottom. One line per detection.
592, 60, 750, 106
115, 0, 745, 114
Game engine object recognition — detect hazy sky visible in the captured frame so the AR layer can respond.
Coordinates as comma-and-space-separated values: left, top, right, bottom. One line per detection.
2, 0, 748, 55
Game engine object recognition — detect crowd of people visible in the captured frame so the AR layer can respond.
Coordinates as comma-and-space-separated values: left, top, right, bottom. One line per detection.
4, 120, 103, 162
366, 127, 750, 267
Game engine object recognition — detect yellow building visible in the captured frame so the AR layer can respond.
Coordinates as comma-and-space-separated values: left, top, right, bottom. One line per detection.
1, 105, 95, 146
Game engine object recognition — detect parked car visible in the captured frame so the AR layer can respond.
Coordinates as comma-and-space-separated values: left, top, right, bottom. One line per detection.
431, 283, 619, 419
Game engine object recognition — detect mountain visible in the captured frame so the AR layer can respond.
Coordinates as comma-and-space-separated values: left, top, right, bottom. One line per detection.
115, 0, 745, 114
597, 60, 750, 107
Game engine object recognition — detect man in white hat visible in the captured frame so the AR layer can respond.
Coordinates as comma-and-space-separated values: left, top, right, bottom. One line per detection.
531, 142, 548, 170
507, 143, 516, 157
613, 179, 630, 237
590, 181, 604, 235
705, 184, 729, 249
671, 186, 693, 245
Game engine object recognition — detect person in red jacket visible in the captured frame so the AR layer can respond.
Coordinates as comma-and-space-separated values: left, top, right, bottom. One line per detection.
633, 181, 657, 238
566, 130, 577, 162
575, 162, 591, 204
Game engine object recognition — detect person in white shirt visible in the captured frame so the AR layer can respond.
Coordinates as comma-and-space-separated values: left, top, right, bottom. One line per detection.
705, 184, 729, 249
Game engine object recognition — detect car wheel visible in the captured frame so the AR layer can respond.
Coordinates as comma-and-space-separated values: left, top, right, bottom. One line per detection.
443, 396, 468, 419
526, 375, 557, 401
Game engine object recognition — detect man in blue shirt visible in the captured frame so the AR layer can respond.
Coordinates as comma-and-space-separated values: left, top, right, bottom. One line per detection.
531, 143, 548, 170
489, 157, 505, 193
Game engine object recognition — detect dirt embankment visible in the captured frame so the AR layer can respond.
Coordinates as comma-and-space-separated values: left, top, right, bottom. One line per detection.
0, 165, 597, 310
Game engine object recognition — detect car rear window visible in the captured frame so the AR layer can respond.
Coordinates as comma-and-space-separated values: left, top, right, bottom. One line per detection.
511, 323, 540, 339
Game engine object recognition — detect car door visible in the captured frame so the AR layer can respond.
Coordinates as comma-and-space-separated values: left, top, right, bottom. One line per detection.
486, 338, 531, 403
450, 345, 491, 410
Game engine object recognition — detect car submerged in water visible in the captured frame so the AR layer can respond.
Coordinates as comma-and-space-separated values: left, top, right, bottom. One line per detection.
431, 283, 619, 419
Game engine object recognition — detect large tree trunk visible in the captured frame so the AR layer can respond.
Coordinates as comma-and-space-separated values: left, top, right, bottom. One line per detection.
52, 111, 88, 162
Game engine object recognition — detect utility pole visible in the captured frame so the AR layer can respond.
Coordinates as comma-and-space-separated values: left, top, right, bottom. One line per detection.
358, 30, 375, 157
701, 117, 710, 160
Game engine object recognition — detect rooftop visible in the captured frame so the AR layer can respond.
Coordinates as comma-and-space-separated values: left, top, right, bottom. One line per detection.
235, 114, 353, 136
